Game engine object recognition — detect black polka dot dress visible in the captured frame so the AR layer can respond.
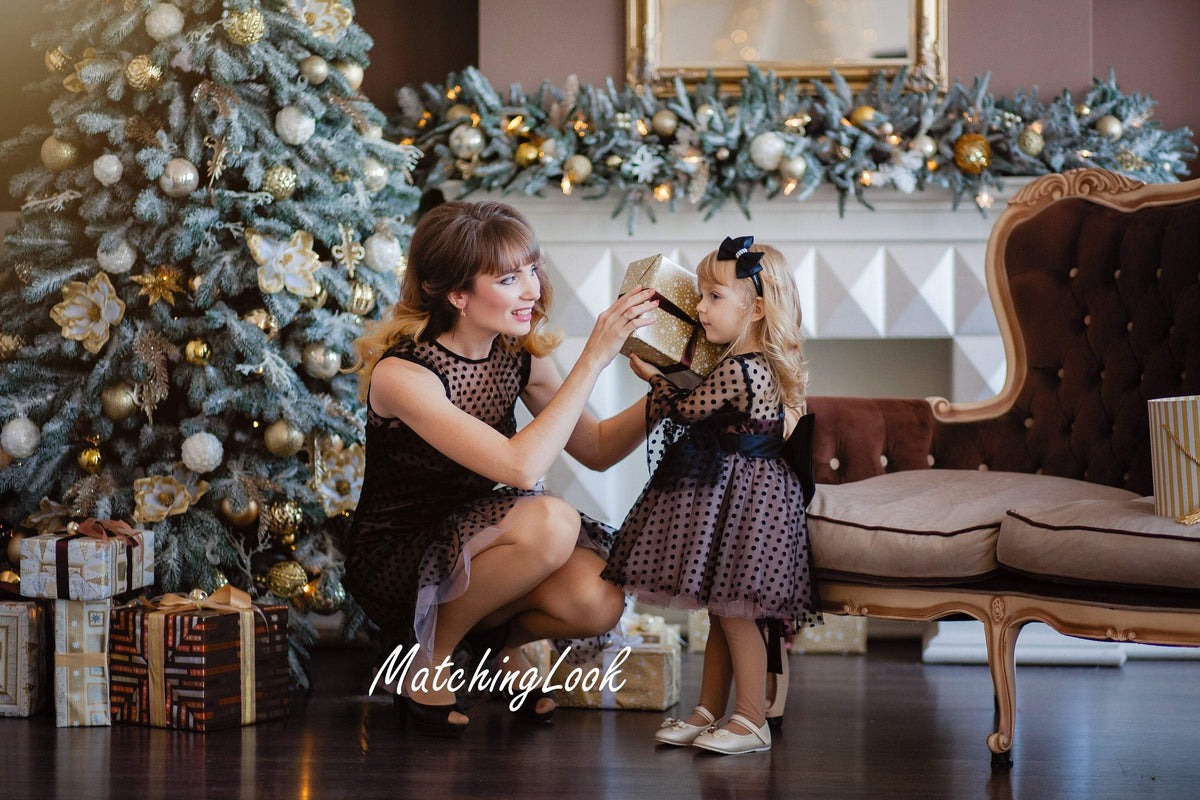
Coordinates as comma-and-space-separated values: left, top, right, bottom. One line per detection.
602, 354, 821, 629
344, 336, 615, 656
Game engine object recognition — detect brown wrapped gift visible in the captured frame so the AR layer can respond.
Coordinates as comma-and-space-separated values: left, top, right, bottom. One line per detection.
108, 586, 289, 732
619, 255, 723, 380
0, 599, 49, 717
552, 640, 681, 711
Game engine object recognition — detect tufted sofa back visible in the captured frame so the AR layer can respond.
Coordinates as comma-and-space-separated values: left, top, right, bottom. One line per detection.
809, 170, 1200, 494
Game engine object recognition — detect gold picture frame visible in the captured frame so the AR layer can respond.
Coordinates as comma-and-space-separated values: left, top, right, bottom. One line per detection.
626, 0, 947, 94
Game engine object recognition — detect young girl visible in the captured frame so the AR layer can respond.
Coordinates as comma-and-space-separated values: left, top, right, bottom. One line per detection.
602, 236, 821, 755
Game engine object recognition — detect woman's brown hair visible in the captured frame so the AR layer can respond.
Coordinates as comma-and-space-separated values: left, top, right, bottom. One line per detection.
352, 201, 561, 400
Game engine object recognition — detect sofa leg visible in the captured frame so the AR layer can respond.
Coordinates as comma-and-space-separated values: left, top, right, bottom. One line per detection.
983, 608, 1021, 763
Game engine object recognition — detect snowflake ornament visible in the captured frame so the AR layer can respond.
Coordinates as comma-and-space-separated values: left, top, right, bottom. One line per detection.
623, 145, 665, 183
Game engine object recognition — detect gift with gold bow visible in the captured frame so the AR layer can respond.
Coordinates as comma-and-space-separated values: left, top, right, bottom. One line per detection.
20, 518, 155, 600
109, 585, 289, 731
619, 255, 723, 381
54, 598, 112, 726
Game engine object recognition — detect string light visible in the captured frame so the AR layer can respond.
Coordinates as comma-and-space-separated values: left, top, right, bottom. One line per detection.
976, 190, 994, 209
653, 183, 672, 201
561, 176, 572, 195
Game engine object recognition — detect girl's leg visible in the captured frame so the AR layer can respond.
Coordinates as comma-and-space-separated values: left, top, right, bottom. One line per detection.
410, 496, 581, 715
716, 615, 768, 734
689, 614, 732, 725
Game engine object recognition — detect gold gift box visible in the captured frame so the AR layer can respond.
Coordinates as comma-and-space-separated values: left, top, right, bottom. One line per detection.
552, 641, 680, 711
687, 609, 866, 655
54, 598, 111, 727
619, 255, 723, 380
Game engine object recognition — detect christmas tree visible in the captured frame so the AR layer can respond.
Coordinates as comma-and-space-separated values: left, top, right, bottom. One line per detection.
0, 0, 419, 684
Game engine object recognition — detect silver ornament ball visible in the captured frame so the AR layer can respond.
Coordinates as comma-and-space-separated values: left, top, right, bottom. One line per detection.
145, 3, 185, 41
363, 232, 403, 272
362, 157, 389, 193
779, 155, 808, 181
97, 239, 137, 274
910, 134, 937, 159
1018, 126, 1045, 157
1, 416, 40, 460
299, 55, 329, 85
93, 154, 123, 186
302, 343, 341, 380
275, 106, 316, 146
448, 125, 485, 159
1096, 115, 1123, 141
159, 157, 200, 197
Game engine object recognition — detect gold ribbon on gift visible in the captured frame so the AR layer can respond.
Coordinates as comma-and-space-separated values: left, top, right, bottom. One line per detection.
141, 585, 259, 726
1158, 422, 1200, 525
54, 652, 109, 726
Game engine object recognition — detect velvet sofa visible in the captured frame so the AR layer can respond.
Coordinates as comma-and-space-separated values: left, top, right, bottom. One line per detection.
803, 168, 1200, 766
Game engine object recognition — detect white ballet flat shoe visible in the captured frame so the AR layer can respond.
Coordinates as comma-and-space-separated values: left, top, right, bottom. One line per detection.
653, 705, 717, 746
691, 713, 772, 754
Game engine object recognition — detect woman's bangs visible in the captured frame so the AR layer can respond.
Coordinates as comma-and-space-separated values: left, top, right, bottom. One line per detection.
480, 219, 542, 276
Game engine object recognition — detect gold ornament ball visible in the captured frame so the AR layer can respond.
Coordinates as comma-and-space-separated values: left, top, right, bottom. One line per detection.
849, 105, 880, 129
1018, 125, 1045, 157
77, 447, 102, 474
779, 155, 808, 181
299, 55, 329, 85
125, 55, 163, 91
185, 339, 211, 366
7, 532, 25, 566
1095, 115, 1123, 141
514, 142, 541, 169
45, 47, 71, 73
224, 7, 265, 46
952, 133, 993, 175
910, 134, 937, 159
100, 382, 138, 420
262, 164, 297, 200
302, 342, 341, 380
264, 419, 305, 457
264, 500, 304, 538
445, 103, 473, 122
266, 560, 308, 598
1074, 103, 1092, 117
244, 308, 280, 340
333, 60, 364, 91
0, 333, 26, 360
210, 570, 229, 590
564, 154, 593, 183
301, 284, 328, 310
220, 497, 259, 527
41, 135, 80, 171
306, 576, 346, 615
0, 569, 18, 586
346, 280, 376, 316
651, 109, 678, 137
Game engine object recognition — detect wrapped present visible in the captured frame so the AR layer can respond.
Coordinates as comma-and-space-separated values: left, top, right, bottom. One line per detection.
0, 599, 50, 717
54, 598, 112, 726
552, 612, 681, 710
687, 609, 710, 653
792, 616, 867, 655
20, 519, 154, 600
108, 585, 289, 731
1148, 395, 1200, 524
619, 254, 723, 380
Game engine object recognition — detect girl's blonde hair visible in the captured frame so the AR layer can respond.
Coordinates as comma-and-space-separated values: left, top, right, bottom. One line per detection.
352, 201, 561, 401
695, 243, 808, 411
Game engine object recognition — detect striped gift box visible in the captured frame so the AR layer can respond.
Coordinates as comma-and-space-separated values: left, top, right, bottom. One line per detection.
1148, 395, 1200, 524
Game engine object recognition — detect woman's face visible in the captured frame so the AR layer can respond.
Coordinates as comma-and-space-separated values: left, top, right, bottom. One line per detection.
696, 276, 752, 346
459, 262, 542, 336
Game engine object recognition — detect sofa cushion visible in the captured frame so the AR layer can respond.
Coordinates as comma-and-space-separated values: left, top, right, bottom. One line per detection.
808, 470, 1137, 581
998, 496, 1200, 592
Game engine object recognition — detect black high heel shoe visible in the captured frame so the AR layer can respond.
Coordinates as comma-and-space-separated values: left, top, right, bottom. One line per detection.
394, 694, 469, 738
503, 685, 556, 724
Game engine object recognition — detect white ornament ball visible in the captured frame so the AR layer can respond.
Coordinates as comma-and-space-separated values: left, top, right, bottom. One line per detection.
1096, 115, 1124, 141
695, 104, 715, 131
564, 154, 592, 183
749, 132, 786, 171
145, 3, 185, 41
275, 106, 316, 146
93, 154, 123, 186
364, 124, 383, 140
97, 239, 137, 274
302, 342, 341, 380
779, 155, 808, 181
181, 432, 224, 474
538, 138, 557, 159
299, 55, 329, 85
158, 157, 200, 197
448, 125, 485, 159
910, 134, 937, 159
333, 60, 364, 91
1, 416, 40, 460
363, 232, 403, 272
362, 157, 389, 192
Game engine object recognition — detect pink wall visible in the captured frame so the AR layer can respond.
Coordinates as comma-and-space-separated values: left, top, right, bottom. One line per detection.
479, 0, 1200, 152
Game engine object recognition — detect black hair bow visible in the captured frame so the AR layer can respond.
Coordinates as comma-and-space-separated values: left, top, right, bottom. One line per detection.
717, 235, 764, 296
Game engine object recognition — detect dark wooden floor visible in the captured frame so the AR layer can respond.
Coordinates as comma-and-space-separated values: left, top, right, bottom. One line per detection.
7, 640, 1200, 799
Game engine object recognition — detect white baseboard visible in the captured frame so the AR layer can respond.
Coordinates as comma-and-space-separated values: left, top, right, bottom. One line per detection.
922, 621, 1127, 666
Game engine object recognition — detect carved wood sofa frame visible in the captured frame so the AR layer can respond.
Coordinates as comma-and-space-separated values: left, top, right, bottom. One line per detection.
806, 169, 1200, 766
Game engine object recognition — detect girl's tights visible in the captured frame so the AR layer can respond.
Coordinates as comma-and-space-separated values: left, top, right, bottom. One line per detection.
687, 614, 768, 735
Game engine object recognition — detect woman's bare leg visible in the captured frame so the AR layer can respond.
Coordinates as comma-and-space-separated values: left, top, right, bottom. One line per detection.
408, 496, 580, 718
716, 615, 768, 734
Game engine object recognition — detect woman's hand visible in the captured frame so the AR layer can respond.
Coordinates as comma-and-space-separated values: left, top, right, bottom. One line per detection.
579, 287, 658, 369
627, 353, 662, 382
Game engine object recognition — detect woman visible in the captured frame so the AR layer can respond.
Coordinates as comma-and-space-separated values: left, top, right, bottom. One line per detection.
346, 200, 658, 736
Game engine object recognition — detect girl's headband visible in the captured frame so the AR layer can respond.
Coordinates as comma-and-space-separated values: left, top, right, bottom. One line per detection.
717, 235, 764, 296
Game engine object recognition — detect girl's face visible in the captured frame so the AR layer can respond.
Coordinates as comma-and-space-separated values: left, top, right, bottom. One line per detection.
696, 276, 754, 346
457, 262, 542, 336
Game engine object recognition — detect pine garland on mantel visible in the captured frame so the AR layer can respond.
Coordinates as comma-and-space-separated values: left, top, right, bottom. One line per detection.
391, 65, 1196, 233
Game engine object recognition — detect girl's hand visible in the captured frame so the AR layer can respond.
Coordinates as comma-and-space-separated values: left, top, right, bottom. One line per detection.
627, 353, 662, 382
581, 287, 658, 368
